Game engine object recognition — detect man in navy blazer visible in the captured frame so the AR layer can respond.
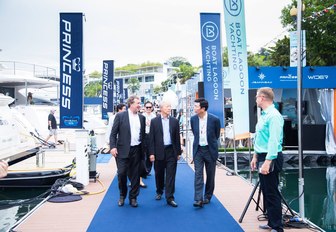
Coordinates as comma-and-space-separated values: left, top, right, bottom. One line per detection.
190, 98, 221, 207
110, 96, 146, 208
149, 100, 181, 207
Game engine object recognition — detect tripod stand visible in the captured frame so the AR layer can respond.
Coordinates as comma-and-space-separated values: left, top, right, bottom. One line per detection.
178, 130, 193, 164
239, 180, 295, 223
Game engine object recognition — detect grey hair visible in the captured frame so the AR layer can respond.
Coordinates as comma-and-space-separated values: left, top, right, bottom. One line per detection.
159, 100, 171, 108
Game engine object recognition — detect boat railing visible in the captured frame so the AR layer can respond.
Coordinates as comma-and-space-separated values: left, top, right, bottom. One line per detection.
0, 61, 58, 81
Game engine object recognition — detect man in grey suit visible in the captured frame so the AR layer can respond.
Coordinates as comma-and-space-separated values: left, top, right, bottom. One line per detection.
149, 100, 181, 207
190, 98, 221, 208
110, 96, 146, 208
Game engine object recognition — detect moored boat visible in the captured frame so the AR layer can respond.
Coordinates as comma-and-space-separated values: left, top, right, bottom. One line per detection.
0, 165, 72, 188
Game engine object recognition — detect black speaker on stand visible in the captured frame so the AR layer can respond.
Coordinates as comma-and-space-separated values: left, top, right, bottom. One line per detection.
198, 82, 204, 98
248, 89, 257, 133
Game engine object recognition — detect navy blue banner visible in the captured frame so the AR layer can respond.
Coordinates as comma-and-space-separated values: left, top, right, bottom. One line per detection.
200, 13, 224, 127
59, 13, 83, 128
248, 66, 336, 89
114, 79, 123, 106
123, 88, 128, 101
102, 60, 114, 120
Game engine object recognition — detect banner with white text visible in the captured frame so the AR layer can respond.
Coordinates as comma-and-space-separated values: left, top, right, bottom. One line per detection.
114, 79, 124, 106
102, 60, 114, 120
123, 88, 128, 101
223, 1, 250, 135
290, 30, 306, 67
200, 13, 224, 127
59, 13, 83, 128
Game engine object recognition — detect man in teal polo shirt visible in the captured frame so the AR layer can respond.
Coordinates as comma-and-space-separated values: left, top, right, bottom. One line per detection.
250, 87, 284, 232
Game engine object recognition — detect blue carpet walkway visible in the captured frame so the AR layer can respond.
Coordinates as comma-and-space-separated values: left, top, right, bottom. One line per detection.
87, 163, 243, 232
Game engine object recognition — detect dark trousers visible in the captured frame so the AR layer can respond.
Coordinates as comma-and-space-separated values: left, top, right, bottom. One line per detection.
193, 146, 216, 201
116, 145, 141, 200
144, 134, 152, 174
258, 152, 284, 232
154, 146, 177, 200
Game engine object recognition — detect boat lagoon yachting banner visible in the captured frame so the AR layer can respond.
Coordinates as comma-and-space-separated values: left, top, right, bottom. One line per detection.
223, 0, 249, 135
59, 13, 83, 129
102, 60, 114, 120
200, 13, 224, 127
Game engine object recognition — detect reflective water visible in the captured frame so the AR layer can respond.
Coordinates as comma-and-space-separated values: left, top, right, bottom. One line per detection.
0, 188, 48, 232
237, 165, 336, 232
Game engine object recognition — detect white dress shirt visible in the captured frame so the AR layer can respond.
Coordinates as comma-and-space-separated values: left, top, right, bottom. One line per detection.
128, 109, 141, 146
161, 116, 172, 145
199, 112, 208, 146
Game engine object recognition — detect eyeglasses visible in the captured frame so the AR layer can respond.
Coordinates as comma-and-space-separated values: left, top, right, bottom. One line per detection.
146, 106, 152, 109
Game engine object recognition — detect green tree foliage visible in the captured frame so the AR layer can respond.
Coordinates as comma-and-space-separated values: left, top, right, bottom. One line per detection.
84, 81, 101, 97
222, 47, 229, 67
139, 61, 162, 67
116, 64, 139, 72
266, 37, 290, 66
247, 51, 272, 67
159, 57, 197, 89
280, 0, 336, 66
153, 85, 161, 95
222, 46, 272, 67
84, 71, 103, 97
178, 64, 197, 84
160, 79, 171, 92
116, 62, 162, 72
128, 78, 140, 94
90, 70, 102, 78
167, 56, 191, 67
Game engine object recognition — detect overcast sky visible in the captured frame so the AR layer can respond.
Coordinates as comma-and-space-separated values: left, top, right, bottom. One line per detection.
0, 0, 291, 74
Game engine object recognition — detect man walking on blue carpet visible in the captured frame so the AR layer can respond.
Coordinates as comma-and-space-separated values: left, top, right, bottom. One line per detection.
191, 98, 220, 208
149, 100, 181, 207
250, 87, 284, 232
110, 96, 146, 208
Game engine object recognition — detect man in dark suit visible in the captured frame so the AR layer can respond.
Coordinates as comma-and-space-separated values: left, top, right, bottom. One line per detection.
110, 96, 146, 208
149, 100, 181, 207
190, 98, 221, 208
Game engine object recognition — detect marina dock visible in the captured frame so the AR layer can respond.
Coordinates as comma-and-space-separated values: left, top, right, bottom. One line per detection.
11, 148, 317, 232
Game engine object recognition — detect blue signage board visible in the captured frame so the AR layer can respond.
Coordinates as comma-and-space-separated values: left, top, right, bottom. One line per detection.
102, 60, 114, 120
248, 66, 336, 89
200, 13, 224, 127
123, 88, 128, 101
59, 13, 83, 128
114, 79, 123, 105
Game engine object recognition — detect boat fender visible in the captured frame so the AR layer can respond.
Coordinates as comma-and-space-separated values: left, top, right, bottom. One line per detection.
61, 184, 78, 194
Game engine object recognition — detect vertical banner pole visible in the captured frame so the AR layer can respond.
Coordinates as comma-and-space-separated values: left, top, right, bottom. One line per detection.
223, 0, 250, 136
59, 13, 84, 129
102, 60, 114, 120
296, 0, 305, 219
200, 13, 224, 128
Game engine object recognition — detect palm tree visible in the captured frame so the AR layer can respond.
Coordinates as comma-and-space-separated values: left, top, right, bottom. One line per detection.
128, 78, 140, 94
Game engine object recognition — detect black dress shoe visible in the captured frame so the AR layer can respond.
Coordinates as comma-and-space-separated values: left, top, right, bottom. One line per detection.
140, 183, 147, 188
193, 200, 203, 207
118, 197, 125, 207
167, 200, 178, 207
155, 194, 162, 200
203, 198, 210, 204
130, 199, 138, 207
